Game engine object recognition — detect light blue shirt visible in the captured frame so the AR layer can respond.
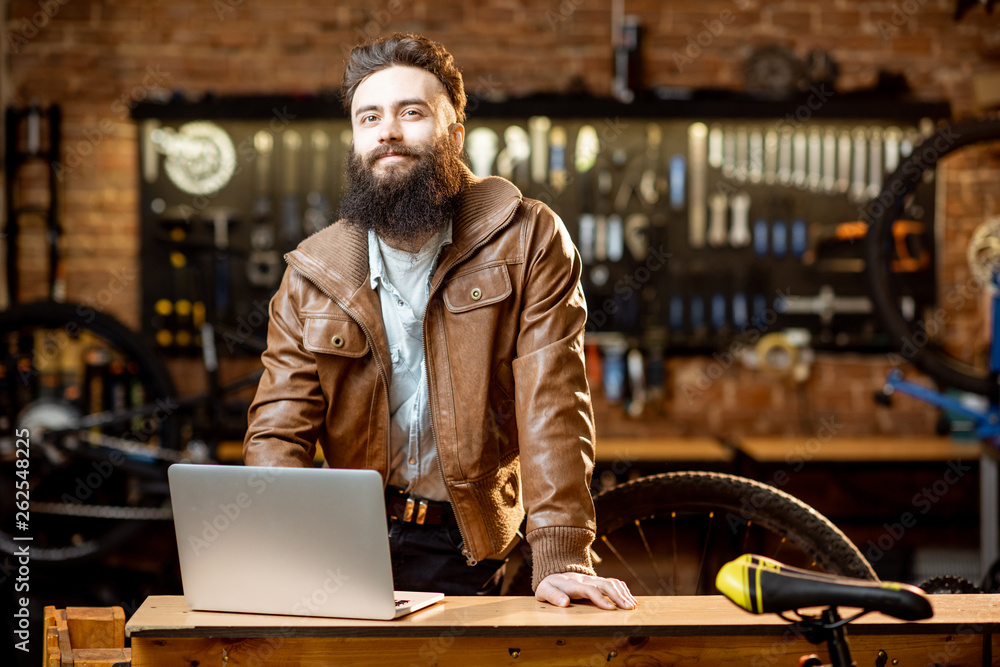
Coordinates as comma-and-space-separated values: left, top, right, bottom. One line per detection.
368, 224, 452, 502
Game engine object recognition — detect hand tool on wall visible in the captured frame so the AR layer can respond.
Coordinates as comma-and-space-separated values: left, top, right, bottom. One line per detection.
303, 129, 331, 237
836, 129, 851, 194
690, 295, 706, 333
748, 128, 763, 184
579, 214, 595, 263
729, 191, 751, 248
594, 214, 608, 262
722, 125, 735, 180
900, 127, 919, 159
575, 125, 599, 263
777, 127, 793, 186
626, 347, 646, 417
593, 163, 614, 264
607, 214, 625, 261
279, 129, 302, 251
708, 125, 723, 169
754, 219, 769, 258
575, 125, 599, 176
549, 125, 568, 192
802, 219, 930, 272
884, 126, 902, 175
203, 207, 238, 322
639, 123, 662, 205
732, 291, 748, 330
821, 128, 837, 193
792, 129, 807, 188
669, 154, 686, 211
780, 284, 872, 328
849, 128, 868, 203
753, 293, 767, 325
503, 124, 531, 188
708, 192, 729, 248
866, 127, 884, 201
669, 294, 684, 333
688, 122, 708, 248
791, 218, 807, 261
624, 213, 650, 261
467, 126, 499, 178
529, 116, 551, 184
807, 128, 822, 192
614, 162, 642, 212
772, 219, 788, 259
763, 129, 778, 184
711, 292, 727, 332
645, 343, 665, 402
141, 119, 160, 184
601, 336, 628, 403
247, 130, 280, 288
735, 126, 749, 183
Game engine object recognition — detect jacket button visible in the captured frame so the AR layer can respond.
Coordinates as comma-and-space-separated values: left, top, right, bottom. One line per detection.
470, 287, 483, 301
331, 335, 345, 348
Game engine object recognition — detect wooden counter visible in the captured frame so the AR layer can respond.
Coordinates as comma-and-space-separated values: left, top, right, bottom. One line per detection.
736, 436, 982, 463
595, 437, 732, 463
127, 595, 999, 666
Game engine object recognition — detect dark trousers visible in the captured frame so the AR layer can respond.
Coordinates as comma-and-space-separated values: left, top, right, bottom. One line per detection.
387, 519, 506, 595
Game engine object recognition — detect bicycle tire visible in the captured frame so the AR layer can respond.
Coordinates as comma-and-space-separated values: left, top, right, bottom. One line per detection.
506, 471, 876, 596
0, 300, 180, 563
866, 116, 1000, 396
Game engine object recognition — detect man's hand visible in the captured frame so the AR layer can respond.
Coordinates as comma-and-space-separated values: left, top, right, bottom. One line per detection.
536, 572, 637, 610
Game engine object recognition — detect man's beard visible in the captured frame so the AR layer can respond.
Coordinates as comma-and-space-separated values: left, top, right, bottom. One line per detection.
339, 134, 466, 247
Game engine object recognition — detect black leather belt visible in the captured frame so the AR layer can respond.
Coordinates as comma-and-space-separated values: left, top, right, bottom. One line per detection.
385, 486, 458, 527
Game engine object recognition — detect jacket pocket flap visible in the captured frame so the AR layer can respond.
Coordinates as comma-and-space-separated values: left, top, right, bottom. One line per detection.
444, 265, 512, 313
302, 317, 369, 357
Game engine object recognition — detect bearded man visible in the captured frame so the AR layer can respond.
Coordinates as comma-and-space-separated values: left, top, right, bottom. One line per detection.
243, 33, 635, 610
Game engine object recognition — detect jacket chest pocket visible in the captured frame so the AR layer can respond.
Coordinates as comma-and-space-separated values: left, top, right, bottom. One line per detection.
443, 265, 512, 313
302, 317, 369, 357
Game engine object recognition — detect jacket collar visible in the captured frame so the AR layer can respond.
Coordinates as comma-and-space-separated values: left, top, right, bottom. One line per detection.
286, 165, 522, 306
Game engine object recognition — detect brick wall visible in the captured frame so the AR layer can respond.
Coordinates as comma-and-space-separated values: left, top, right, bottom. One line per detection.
4, 0, 1000, 438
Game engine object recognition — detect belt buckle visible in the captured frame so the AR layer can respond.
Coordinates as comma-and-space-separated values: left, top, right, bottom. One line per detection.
399, 495, 430, 525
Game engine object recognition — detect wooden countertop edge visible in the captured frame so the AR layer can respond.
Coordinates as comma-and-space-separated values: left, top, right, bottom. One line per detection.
126, 595, 1000, 639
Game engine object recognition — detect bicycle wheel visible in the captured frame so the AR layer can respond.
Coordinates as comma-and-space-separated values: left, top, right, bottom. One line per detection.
506, 471, 876, 595
866, 116, 1000, 397
0, 301, 180, 563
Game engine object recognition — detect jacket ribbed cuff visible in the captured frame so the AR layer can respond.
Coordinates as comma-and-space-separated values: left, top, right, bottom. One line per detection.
526, 526, 596, 592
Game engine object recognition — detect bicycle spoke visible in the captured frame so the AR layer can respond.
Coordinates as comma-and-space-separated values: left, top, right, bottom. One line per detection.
671, 511, 679, 595
634, 518, 669, 592
770, 536, 788, 562
600, 534, 656, 596
695, 511, 715, 595
740, 520, 752, 554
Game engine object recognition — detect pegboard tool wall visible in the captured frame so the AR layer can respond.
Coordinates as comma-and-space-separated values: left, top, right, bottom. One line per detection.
134, 95, 948, 360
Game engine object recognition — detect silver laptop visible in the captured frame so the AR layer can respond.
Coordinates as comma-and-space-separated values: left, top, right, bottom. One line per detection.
167, 464, 444, 620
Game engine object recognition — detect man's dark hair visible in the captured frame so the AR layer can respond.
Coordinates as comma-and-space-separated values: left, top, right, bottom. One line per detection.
342, 33, 466, 123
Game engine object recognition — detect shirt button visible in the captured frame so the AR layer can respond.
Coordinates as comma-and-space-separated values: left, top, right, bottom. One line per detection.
397, 299, 405, 307
408, 457, 417, 465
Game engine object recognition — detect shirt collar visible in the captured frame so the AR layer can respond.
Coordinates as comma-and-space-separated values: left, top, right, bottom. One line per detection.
368, 221, 453, 291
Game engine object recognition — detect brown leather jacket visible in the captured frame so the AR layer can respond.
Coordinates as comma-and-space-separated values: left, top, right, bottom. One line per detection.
243, 170, 597, 589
